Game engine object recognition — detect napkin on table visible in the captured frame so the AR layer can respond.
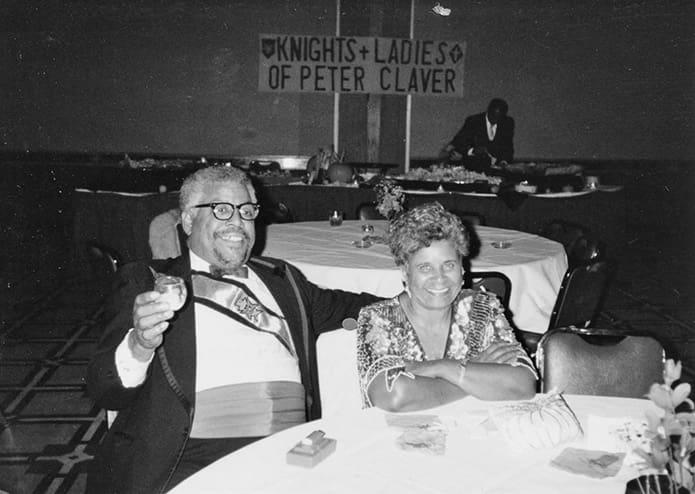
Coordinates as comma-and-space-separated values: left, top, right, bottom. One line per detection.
550, 447, 626, 479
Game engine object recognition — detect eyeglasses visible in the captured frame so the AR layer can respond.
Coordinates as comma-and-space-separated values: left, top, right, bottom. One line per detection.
193, 202, 260, 221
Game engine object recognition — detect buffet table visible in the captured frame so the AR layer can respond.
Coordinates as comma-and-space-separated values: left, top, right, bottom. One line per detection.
261, 221, 567, 333
169, 394, 655, 494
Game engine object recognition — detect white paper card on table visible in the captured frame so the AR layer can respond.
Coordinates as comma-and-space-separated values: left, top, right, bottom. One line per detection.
585, 415, 649, 453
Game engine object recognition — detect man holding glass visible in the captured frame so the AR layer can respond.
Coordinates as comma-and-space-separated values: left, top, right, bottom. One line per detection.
86, 166, 378, 494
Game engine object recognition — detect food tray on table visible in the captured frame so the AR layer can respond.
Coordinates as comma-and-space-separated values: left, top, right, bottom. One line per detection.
502, 162, 585, 193
392, 165, 503, 194
394, 178, 496, 194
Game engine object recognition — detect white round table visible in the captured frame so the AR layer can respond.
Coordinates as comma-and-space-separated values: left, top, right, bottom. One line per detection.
169, 394, 654, 494
260, 220, 567, 332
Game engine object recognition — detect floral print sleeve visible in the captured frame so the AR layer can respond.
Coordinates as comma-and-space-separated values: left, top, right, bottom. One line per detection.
462, 289, 537, 379
356, 298, 415, 408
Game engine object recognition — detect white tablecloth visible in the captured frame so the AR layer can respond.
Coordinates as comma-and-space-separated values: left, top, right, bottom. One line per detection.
260, 221, 567, 332
169, 394, 654, 494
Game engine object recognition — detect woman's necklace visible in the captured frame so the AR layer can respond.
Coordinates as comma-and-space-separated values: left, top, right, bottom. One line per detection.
400, 294, 452, 359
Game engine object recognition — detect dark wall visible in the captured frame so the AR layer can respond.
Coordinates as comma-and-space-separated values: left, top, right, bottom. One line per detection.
412, 1, 695, 161
2, 0, 693, 161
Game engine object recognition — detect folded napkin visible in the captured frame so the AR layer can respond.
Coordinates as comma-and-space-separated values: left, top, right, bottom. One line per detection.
490, 392, 583, 451
396, 429, 447, 456
385, 414, 447, 455
550, 447, 625, 479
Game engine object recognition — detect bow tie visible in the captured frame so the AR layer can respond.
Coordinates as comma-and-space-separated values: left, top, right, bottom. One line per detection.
209, 265, 249, 279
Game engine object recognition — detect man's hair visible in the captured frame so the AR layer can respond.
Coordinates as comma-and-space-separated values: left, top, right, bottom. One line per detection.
487, 98, 508, 115
179, 165, 256, 211
387, 202, 471, 267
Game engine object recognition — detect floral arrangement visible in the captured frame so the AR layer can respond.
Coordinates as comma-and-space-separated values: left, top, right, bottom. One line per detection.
633, 359, 694, 493
374, 178, 405, 220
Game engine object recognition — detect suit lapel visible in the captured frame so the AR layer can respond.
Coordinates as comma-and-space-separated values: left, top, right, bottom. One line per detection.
155, 253, 197, 407
248, 259, 309, 383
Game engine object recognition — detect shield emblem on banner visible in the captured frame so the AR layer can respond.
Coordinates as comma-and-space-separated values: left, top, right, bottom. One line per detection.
261, 38, 275, 59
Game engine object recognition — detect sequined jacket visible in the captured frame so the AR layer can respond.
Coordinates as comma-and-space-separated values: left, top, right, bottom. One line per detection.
356, 289, 535, 407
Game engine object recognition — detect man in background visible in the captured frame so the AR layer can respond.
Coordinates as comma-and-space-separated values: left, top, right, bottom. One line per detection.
440, 98, 515, 172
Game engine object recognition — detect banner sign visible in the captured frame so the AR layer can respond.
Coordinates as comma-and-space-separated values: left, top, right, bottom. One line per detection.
258, 34, 465, 97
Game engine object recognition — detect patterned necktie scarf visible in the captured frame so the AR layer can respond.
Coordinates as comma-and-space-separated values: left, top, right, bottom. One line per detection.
191, 271, 295, 357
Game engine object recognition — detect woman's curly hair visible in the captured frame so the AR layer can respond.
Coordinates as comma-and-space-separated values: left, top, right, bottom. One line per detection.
387, 202, 471, 266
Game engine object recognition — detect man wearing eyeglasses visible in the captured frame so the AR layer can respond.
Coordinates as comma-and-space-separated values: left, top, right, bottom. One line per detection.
86, 166, 379, 494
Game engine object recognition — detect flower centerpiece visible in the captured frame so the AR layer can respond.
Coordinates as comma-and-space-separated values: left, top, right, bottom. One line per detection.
629, 359, 695, 493
374, 178, 405, 220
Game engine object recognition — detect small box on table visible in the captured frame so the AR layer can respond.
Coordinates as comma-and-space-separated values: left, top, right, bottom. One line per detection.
286, 430, 337, 468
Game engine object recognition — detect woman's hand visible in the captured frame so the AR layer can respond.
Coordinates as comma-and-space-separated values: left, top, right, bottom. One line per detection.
469, 342, 521, 365
404, 359, 444, 378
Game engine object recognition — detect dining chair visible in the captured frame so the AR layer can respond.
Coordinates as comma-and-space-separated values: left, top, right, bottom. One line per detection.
149, 208, 182, 260
540, 219, 604, 267
356, 202, 383, 221
466, 270, 541, 358
260, 201, 294, 224
85, 241, 122, 277
547, 260, 616, 330
453, 211, 486, 226
316, 328, 362, 417
467, 270, 511, 306
536, 327, 665, 397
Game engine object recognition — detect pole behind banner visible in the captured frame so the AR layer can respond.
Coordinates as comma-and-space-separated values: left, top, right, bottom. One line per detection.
404, 0, 415, 173
333, 0, 341, 155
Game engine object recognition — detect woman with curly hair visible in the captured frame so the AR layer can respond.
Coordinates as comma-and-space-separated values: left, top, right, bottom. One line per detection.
356, 202, 536, 411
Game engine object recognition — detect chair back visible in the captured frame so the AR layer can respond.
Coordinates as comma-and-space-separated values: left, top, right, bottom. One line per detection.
85, 241, 122, 276
537, 327, 665, 397
316, 329, 362, 417
540, 220, 603, 267
466, 270, 541, 356
548, 260, 615, 330
453, 211, 486, 226
569, 235, 603, 266
467, 270, 511, 307
356, 202, 383, 221
261, 201, 294, 224
149, 208, 182, 260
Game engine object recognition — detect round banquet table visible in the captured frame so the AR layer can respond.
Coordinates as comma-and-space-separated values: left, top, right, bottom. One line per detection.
168, 394, 655, 494
260, 220, 567, 333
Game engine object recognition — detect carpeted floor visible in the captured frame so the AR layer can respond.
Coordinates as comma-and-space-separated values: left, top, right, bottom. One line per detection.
1, 239, 693, 494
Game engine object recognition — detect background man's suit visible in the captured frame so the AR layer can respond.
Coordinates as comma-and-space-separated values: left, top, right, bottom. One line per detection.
450, 112, 515, 168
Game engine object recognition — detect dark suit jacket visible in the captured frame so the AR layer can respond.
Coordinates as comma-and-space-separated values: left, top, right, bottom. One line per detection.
86, 252, 378, 494
450, 112, 515, 163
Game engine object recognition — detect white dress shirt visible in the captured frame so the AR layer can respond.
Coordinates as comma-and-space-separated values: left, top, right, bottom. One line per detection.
115, 251, 301, 390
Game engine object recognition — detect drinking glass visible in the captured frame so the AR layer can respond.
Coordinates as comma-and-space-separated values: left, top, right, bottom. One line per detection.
329, 210, 343, 226
154, 275, 187, 311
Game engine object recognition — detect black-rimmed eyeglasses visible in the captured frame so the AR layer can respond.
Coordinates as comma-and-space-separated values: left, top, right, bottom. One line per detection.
193, 202, 260, 221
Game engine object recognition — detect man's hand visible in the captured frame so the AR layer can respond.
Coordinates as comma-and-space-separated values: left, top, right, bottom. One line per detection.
469, 342, 520, 365
129, 291, 174, 361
